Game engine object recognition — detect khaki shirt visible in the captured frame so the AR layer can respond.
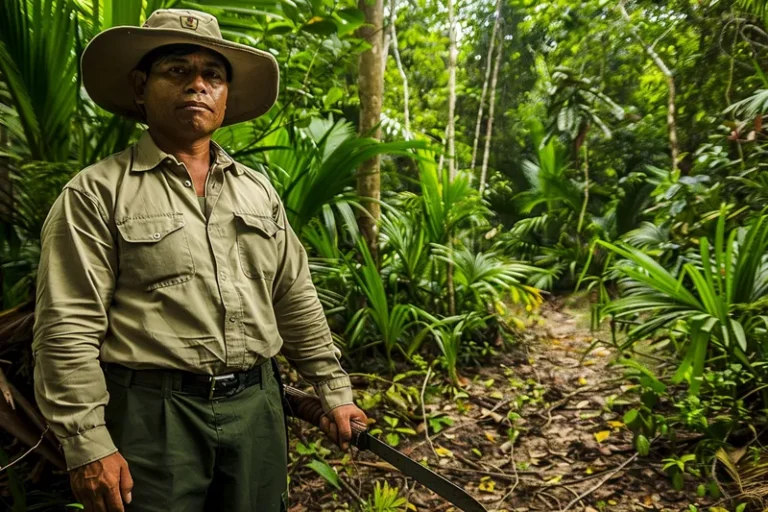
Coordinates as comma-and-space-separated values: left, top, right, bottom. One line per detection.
33, 131, 353, 470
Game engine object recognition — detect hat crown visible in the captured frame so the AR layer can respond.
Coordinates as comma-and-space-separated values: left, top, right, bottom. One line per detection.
142, 9, 222, 39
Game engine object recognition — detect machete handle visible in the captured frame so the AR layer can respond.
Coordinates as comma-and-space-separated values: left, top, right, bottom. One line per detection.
284, 385, 367, 438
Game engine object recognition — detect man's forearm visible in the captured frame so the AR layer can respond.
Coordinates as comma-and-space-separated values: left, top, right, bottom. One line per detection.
33, 343, 117, 470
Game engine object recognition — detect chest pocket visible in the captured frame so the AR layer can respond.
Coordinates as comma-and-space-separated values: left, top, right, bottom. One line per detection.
235, 212, 284, 280
116, 213, 195, 291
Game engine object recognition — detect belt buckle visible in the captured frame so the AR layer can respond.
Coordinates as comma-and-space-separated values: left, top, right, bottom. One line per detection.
208, 374, 237, 400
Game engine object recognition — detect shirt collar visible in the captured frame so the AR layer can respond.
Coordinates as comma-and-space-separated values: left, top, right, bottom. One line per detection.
132, 130, 241, 175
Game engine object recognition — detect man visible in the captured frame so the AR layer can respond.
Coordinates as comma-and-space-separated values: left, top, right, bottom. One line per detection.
32, 9, 367, 512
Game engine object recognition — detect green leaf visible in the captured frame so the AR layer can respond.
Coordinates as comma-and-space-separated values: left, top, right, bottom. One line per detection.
635, 434, 650, 456
385, 433, 400, 447
296, 442, 315, 455
306, 459, 341, 490
623, 409, 639, 425
323, 86, 344, 108
383, 415, 399, 428
267, 22, 294, 35
731, 319, 747, 352
301, 17, 337, 35
672, 471, 684, 491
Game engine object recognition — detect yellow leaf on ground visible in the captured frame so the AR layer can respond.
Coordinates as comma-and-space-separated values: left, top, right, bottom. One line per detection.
435, 446, 454, 458
578, 376, 588, 386
485, 432, 497, 443
546, 475, 563, 484
478, 479, 496, 492
585, 466, 594, 475
608, 421, 624, 429
594, 431, 611, 443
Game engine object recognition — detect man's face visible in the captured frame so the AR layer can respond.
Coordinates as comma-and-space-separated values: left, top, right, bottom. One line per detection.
134, 49, 229, 139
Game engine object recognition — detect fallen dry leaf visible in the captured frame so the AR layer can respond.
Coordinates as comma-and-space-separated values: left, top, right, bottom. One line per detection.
594, 430, 611, 443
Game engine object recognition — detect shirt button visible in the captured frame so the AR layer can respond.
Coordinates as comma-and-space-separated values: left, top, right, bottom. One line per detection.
184, 180, 192, 188
220, 272, 227, 281
152, 232, 161, 239
229, 317, 237, 323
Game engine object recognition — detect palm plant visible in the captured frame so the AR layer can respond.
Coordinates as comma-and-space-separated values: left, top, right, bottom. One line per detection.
516, 119, 580, 215
426, 313, 486, 386
344, 240, 430, 369
416, 149, 490, 245
0, 0, 79, 162
738, 0, 768, 22
379, 209, 431, 303
432, 244, 542, 312
258, 117, 426, 233
599, 208, 768, 398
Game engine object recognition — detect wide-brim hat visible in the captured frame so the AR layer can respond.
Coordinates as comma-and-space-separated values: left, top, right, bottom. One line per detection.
81, 9, 279, 127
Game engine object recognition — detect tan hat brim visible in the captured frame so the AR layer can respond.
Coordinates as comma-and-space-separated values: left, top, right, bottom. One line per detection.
81, 26, 279, 126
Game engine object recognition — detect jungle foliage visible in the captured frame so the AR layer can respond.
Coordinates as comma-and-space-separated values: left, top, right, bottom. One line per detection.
3, 0, 768, 509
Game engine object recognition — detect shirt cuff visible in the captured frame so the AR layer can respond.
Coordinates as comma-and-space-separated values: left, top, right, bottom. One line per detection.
316, 376, 354, 413
58, 425, 118, 471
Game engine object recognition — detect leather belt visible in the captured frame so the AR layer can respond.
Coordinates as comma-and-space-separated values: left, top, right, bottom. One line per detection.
102, 360, 269, 400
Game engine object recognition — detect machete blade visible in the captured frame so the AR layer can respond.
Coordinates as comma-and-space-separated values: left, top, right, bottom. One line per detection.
356, 431, 488, 512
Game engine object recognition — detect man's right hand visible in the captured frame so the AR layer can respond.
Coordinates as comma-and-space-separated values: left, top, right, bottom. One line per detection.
70, 452, 134, 512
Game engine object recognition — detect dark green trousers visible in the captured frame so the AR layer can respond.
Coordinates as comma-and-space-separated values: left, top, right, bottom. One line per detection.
104, 364, 288, 512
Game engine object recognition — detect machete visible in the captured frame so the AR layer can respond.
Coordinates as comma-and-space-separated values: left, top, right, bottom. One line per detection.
284, 385, 488, 512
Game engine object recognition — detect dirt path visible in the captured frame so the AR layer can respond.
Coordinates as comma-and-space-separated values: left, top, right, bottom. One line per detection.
287, 298, 704, 512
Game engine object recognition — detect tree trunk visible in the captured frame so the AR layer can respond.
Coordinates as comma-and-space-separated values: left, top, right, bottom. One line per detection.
388, 0, 411, 138
445, 0, 458, 315
577, 140, 589, 234
470, 0, 502, 173
357, 0, 385, 258
618, 1, 679, 172
447, 0, 457, 179
478, 28, 504, 193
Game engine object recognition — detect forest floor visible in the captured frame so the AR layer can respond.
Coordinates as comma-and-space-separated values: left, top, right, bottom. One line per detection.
287, 296, 712, 512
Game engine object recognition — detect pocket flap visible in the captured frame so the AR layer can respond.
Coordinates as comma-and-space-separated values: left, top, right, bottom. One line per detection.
234, 213, 283, 238
116, 214, 185, 243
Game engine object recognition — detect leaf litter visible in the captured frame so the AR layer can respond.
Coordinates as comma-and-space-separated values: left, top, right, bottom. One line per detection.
286, 297, 712, 511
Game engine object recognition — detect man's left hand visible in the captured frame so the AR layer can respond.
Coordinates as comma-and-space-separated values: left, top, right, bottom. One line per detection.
319, 404, 368, 450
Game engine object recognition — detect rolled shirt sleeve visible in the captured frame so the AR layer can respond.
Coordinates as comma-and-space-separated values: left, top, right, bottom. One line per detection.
32, 187, 118, 470
271, 198, 354, 413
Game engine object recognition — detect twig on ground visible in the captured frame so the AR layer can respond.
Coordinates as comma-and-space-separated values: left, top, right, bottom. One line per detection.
496, 441, 519, 504
328, 459, 404, 473
537, 490, 561, 510
338, 474, 366, 506
560, 453, 639, 511
454, 452, 484, 470
440, 465, 543, 481
420, 366, 438, 461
